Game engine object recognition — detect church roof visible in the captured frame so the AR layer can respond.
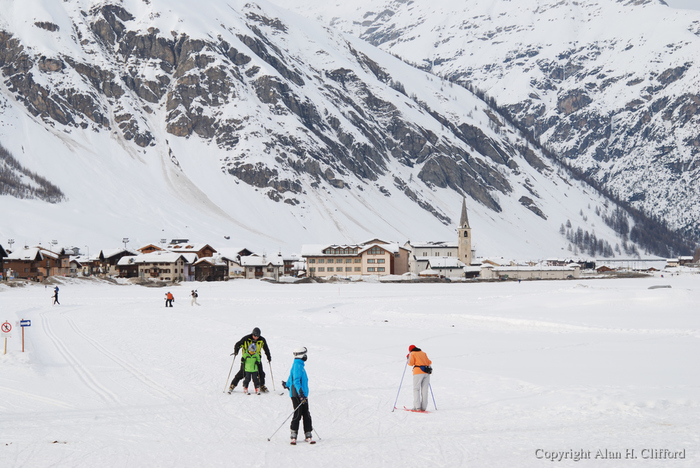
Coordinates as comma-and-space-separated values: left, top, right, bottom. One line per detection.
460, 197, 470, 228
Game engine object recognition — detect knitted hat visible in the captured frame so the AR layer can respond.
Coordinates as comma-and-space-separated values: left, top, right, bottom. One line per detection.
408, 345, 416, 352
252, 327, 261, 336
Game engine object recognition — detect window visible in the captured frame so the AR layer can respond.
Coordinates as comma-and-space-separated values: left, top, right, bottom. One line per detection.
309, 259, 316, 264
354, 267, 361, 272
318, 259, 325, 263
367, 246, 384, 255
367, 259, 375, 264
336, 259, 343, 263
345, 259, 352, 263
367, 267, 375, 272
423, 252, 427, 256
310, 267, 316, 272
377, 259, 385, 264
345, 267, 352, 272
448, 252, 452, 256
318, 267, 325, 272
378, 267, 385, 272
354, 258, 361, 263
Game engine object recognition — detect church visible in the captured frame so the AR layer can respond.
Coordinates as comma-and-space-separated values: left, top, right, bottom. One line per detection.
404, 198, 476, 278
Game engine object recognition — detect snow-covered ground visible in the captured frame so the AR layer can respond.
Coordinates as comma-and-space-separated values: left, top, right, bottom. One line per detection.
1, 274, 698, 467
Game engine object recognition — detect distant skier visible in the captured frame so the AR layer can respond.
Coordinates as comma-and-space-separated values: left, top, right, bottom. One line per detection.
165, 291, 174, 307
190, 290, 200, 306
241, 342, 262, 394
53, 286, 60, 305
228, 327, 271, 393
282, 347, 314, 444
408, 345, 432, 412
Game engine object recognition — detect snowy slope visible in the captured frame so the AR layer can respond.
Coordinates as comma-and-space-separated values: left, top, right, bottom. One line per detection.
0, 275, 698, 467
0, 0, 656, 259
271, 0, 700, 240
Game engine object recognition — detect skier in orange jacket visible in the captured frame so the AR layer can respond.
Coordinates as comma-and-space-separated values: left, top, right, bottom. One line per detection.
408, 345, 432, 411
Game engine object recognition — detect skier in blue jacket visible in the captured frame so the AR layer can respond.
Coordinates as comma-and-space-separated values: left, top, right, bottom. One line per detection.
282, 347, 314, 444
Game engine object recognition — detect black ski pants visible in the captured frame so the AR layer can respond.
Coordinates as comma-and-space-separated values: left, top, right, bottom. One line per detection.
231, 360, 266, 387
290, 396, 312, 434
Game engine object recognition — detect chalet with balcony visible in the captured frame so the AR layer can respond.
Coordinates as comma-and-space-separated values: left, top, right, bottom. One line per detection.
120, 251, 195, 282
2, 246, 70, 280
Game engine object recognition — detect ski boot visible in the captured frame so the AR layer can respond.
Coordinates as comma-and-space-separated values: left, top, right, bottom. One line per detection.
255, 387, 260, 395
305, 432, 315, 444
260, 385, 269, 393
290, 431, 297, 445
243, 387, 249, 395
227, 383, 236, 394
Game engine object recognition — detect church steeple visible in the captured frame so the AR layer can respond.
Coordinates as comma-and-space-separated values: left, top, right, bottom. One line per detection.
457, 197, 472, 265
459, 197, 470, 229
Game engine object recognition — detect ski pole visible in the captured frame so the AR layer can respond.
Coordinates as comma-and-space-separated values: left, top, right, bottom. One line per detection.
267, 398, 307, 441
429, 383, 438, 411
267, 360, 276, 392
223, 353, 237, 393
391, 358, 409, 412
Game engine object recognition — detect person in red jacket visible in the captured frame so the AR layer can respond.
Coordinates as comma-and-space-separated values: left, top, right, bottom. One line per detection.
408, 345, 432, 411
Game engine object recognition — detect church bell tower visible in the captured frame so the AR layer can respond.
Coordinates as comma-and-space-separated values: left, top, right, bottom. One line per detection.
457, 197, 472, 266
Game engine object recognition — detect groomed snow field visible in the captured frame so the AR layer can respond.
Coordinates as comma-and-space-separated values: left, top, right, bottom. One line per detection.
1, 274, 698, 467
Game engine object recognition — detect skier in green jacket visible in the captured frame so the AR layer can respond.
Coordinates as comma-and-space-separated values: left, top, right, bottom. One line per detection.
241, 342, 262, 395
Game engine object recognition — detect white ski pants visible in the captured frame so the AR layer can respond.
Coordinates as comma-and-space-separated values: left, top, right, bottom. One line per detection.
413, 373, 430, 411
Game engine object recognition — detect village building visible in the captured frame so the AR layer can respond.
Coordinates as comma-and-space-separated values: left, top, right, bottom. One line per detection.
216, 247, 255, 279
405, 198, 474, 277
480, 263, 581, 280
240, 254, 285, 280
118, 251, 195, 282
302, 240, 409, 277
194, 256, 228, 281
0, 244, 7, 280
98, 249, 139, 276
2, 246, 70, 281
418, 257, 469, 279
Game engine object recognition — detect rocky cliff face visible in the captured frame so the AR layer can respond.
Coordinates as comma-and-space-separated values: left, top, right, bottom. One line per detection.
274, 0, 700, 242
0, 0, 562, 224
1, 0, 664, 256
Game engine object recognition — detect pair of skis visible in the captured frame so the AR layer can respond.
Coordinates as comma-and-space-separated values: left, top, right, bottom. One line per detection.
290, 438, 316, 445
398, 406, 430, 413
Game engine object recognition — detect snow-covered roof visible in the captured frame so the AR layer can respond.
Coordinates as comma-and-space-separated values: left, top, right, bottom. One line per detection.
100, 248, 139, 259
407, 241, 458, 249
358, 243, 404, 255
6, 247, 44, 261
487, 265, 580, 272
240, 255, 284, 267
216, 247, 254, 260
427, 258, 466, 269
121, 251, 194, 265
194, 256, 227, 266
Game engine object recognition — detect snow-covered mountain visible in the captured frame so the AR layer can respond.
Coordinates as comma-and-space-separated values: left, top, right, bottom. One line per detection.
0, 0, 673, 258
273, 0, 700, 242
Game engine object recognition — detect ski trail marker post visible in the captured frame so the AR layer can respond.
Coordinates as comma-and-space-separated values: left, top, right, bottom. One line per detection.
1, 321, 11, 355
20, 319, 31, 352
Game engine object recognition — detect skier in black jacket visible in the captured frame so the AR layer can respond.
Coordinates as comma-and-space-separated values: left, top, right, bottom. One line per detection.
228, 327, 272, 393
